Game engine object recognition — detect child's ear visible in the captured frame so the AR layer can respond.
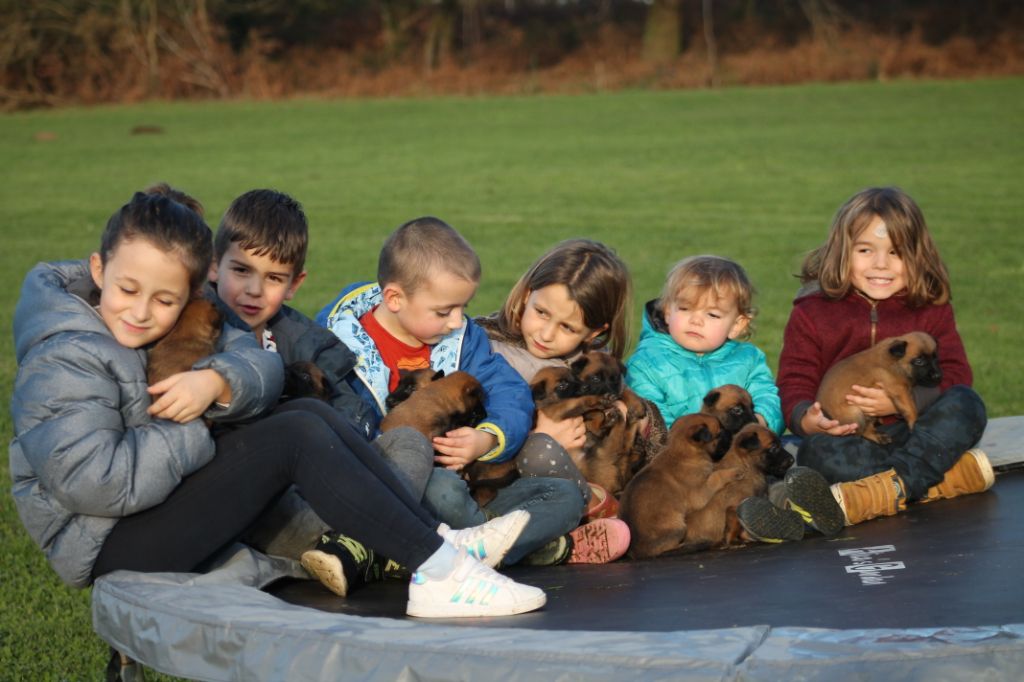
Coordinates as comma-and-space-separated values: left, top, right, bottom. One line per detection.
584, 323, 609, 344
381, 283, 406, 312
207, 259, 220, 283
89, 252, 104, 289
284, 270, 307, 301
728, 315, 751, 340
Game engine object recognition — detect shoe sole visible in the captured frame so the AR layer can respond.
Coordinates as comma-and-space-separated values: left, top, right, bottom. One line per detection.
966, 448, 996, 490
300, 550, 349, 597
406, 592, 547, 618
785, 467, 845, 537
566, 520, 630, 564
736, 497, 804, 543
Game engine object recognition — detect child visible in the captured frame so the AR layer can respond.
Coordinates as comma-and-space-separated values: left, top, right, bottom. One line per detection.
317, 217, 595, 568
208, 189, 436, 583
9, 187, 546, 618
625, 255, 783, 433
476, 239, 639, 565
738, 187, 992, 543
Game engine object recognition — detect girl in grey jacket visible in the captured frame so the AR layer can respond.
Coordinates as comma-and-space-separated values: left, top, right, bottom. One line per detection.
9, 187, 545, 618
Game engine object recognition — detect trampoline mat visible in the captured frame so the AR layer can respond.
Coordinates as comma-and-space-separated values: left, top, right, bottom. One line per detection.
269, 469, 1024, 632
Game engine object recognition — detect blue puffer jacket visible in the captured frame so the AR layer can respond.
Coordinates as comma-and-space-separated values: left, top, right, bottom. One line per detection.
10, 260, 283, 588
625, 301, 783, 433
317, 282, 532, 462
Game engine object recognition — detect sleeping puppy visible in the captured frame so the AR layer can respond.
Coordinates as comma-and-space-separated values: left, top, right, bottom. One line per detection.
146, 297, 223, 385
817, 331, 942, 444
683, 423, 794, 549
619, 414, 744, 559
382, 369, 512, 506
700, 384, 756, 461
282, 361, 331, 401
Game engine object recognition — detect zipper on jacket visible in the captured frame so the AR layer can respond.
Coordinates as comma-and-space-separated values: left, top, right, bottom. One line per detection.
870, 302, 878, 345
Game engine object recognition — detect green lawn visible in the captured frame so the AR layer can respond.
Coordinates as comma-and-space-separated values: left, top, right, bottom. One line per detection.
2, 78, 1022, 679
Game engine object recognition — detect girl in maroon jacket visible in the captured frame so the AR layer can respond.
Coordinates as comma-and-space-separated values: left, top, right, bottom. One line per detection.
738, 187, 992, 542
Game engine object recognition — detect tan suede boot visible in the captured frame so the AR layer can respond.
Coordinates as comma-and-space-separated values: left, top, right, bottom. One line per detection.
920, 448, 995, 503
830, 469, 907, 526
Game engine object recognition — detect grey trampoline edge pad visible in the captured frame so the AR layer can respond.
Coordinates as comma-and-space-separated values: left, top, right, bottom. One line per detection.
92, 572, 1024, 682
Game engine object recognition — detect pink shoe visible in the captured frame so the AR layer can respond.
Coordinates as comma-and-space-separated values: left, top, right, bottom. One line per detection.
566, 518, 631, 564
583, 482, 620, 522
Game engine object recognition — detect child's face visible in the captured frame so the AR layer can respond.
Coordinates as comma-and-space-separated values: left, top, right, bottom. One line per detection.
89, 238, 191, 349
209, 242, 306, 336
384, 270, 477, 346
850, 215, 906, 301
519, 284, 603, 360
664, 289, 749, 355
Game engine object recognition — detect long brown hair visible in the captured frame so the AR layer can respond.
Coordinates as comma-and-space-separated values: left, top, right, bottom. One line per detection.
496, 239, 632, 359
801, 187, 951, 307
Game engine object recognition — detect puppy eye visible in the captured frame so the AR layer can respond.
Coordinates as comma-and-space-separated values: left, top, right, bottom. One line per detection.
911, 358, 925, 366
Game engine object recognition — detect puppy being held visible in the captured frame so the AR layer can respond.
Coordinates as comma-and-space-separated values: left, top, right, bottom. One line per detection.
683, 423, 793, 549
619, 414, 744, 559
817, 331, 941, 444
282, 360, 331, 401
699, 384, 756, 461
146, 297, 223, 385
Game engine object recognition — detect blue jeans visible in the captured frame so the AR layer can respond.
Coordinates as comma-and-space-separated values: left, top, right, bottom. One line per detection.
422, 468, 584, 565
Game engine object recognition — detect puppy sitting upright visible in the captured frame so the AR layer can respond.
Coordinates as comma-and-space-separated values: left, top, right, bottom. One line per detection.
146, 297, 223, 385
817, 331, 942, 444
699, 384, 756, 460
683, 423, 793, 549
619, 414, 744, 559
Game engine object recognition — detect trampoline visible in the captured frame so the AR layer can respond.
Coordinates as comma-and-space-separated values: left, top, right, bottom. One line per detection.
94, 417, 1024, 680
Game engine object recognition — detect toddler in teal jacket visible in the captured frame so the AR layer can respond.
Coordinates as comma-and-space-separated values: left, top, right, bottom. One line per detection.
626, 255, 783, 433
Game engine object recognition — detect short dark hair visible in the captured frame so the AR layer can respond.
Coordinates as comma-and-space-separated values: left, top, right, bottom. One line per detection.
215, 189, 308, 274
377, 217, 481, 293
99, 184, 212, 292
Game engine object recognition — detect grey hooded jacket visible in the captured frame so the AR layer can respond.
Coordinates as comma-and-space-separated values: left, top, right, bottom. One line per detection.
9, 260, 284, 588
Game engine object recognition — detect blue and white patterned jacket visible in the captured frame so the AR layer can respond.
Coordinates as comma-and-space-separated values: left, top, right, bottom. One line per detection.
316, 282, 532, 462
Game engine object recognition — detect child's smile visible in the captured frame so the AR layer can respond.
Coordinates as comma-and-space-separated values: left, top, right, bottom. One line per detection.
850, 216, 906, 301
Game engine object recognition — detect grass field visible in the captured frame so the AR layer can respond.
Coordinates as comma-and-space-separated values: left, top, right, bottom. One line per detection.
1, 77, 1022, 679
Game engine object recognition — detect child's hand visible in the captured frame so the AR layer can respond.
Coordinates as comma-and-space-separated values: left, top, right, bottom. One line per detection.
148, 369, 228, 423
800, 401, 859, 437
533, 411, 586, 451
845, 383, 896, 418
433, 427, 498, 471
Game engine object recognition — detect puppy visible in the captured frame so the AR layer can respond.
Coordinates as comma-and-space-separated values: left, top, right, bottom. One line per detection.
684, 423, 794, 549
700, 384, 756, 460
382, 370, 512, 506
282, 361, 331, 401
570, 350, 625, 399
146, 297, 223, 385
817, 331, 942, 444
577, 387, 659, 497
619, 414, 743, 559
530, 366, 611, 422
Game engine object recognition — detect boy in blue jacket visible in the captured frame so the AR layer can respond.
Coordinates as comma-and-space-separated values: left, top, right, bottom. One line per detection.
316, 217, 585, 578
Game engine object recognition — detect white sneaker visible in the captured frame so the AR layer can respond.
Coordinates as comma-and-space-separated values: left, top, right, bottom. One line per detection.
438, 509, 530, 568
406, 549, 547, 618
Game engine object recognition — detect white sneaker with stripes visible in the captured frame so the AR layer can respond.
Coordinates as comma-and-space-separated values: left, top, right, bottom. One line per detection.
437, 509, 530, 568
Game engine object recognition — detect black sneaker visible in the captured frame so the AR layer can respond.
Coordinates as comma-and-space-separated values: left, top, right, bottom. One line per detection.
784, 466, 845, 537
300, 533, 380, 597
737, 496, 805, 543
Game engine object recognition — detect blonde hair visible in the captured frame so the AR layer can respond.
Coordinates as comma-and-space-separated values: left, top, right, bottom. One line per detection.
378, 217, 481, 293
496, 239, 632, 359
658, 255, 755, 339
801, 187, 950, 307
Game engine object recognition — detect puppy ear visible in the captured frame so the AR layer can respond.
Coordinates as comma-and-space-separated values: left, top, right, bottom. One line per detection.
569, 356, 588, 375
738, 432, 761, 452
531, 382, 547, 402
691, 424, 712, 444
888, 340, 908, 359
431, 369, 445, 381
703, 391, 720, 409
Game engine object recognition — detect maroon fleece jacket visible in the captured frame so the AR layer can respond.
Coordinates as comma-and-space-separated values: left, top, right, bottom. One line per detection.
777, 289, 972, 435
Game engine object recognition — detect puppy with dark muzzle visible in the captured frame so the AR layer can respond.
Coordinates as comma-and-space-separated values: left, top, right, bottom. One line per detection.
619, 414, 745, 559
683, 423, 794, 549
282, 361, 331, 401
570, 350, 625, 399
817, 331, 942, 444
530, 365, 612, 422
700, 384, 756, 461
382, 369, 514, 506
578, 387, 661, 497
146, 297, 223, 385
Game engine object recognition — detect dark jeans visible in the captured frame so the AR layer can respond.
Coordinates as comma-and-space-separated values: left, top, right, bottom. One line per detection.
92, 399, 443, 579
798, 385, 987, 500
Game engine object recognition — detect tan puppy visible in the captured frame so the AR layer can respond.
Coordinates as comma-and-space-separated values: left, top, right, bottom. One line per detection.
619, 414, 744, 559
146, 297, 223, 385
578, 387, 661, 497
282, 361, 330, 401
700, 384, 756, 460
530, 365, 611, 421
385, 368, 443, 411
817, 331, 942, 444
683, 423, 793, 549
569, 350, 626, 398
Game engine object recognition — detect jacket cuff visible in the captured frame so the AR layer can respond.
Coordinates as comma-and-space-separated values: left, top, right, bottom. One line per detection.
475, 423, 506, 461
789, 400, 813, 438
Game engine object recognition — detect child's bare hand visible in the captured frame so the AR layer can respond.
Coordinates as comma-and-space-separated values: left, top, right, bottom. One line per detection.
147, 369, 226, 423
845, 383, 895, 418
533, 411, 586, 451
801, 401, 859, 437
433, 427, 498, 471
